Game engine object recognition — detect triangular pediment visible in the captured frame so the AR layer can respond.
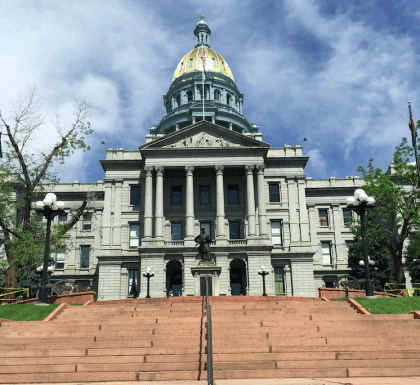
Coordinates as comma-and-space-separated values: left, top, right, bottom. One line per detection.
140, 121, 268, 150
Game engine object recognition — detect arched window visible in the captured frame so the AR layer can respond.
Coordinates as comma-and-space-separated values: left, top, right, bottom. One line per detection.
226, 93, 231, 106
187, 90, 193, 103
214, 90, 220, 103
176, 94, 180, 107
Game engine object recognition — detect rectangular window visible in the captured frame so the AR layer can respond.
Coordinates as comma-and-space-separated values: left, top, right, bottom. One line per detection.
171, 223, 183, 241
321, 242, 332, 265
128, 270, 139, 296
171, 185, 182, 205
199, 185, 210, 204
346, 241, 354, 258
229, 221, 240, 239
319, 210, 329, 226
82, 214, 92, 231
269, 184, 280, 202
130, 186, 141, 206
200, 222, 211, 237
58, 213, 67, 223
129, 224, 140, 249
80, 246, 90, 269
343, 209, 352, 224
55, 246, 65, 270
228, 184, 239, 205
274, 267, 285, 294
271, 221, 282, 245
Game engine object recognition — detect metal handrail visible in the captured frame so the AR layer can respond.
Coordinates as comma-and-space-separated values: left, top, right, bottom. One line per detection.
205, 277, 214, 385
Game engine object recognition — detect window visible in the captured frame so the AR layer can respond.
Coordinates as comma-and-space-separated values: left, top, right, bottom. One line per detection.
130, 186, 141, 206
176, 94, 180, 107
214, 90, 220, 103
188, 57, 194, 67
55, 246, 65, 269
221, 61, 226, 70
129, 224, 140, 249
321, 242, 332, 265
229, 221, 240, 239
346, 241, 354, 258
58, 213, 67, 223
319, 210, 329, 226
187, 90, 193, 103
80, 246, 90, 269
343, 209, 352, 224
212, 57, 216, 66
226, 93, 231, 105
200, 222, 211, 237
274, 267, 285, 294
228, 184, 239, 205
82, 214, 92, 231
171, 223, 183, 241
128, 270, 139, 296
171, 186, 182, 205
271, 221, 282, 245
269, 184, 280, 202
199, 185, 210, 204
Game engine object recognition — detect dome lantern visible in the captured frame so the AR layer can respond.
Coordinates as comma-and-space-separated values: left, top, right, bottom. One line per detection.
194, 13, 211, 48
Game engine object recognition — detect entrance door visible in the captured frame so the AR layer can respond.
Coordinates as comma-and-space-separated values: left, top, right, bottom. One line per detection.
170, 269, 182, 296
230, 268, 242, 296
200, 276, 213, 296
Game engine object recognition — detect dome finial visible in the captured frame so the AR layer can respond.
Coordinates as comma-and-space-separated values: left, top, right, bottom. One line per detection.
194, 14, 211, 48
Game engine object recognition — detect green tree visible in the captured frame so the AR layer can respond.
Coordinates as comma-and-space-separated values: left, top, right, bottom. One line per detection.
0, 86, 92, 292
347, 216, 394, 290
404, 232, 420, 285
355, 136, 420, 285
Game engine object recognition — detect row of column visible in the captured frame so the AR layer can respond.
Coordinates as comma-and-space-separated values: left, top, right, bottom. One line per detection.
143, 164, 267, 240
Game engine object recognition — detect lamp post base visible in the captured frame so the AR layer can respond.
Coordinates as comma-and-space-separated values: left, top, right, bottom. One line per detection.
365, 295, 377, 299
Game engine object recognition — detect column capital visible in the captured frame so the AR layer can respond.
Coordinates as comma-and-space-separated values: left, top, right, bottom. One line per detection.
245, 164, 255, 173
256, 163, 265, 173
144, 166, 154, 176
215, 165, 224, 174
156, 166, 164, 177
185, 165, 194, 174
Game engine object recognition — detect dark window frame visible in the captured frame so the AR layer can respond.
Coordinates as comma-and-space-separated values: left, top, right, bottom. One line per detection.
80, 245, 90, 269
130, 186, 141, 206
171, 185, 182, 206
269, 183, 280, 203
343, 209, 352, 224
199, 185, 210, 205
319, 209, 329, 227
229, 221, 241, 239
171, 222, 183, 241
228, 184, 239, 205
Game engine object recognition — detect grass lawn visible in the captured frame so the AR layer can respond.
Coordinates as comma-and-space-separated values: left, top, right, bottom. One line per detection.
355, 296, 420, 314
0, 303, 60, 321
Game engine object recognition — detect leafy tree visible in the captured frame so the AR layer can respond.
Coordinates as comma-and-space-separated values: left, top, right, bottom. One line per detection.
404, 232, 420, 285
347, 216, 394, 290
354, 136, 420, 285
0, 86, 92, 292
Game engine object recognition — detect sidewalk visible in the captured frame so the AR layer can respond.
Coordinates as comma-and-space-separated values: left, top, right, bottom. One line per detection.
38, 378, 420, 385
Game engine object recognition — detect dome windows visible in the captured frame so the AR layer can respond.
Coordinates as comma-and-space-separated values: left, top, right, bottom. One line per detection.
188, 58, 194, 67
214, 89, 220, 103
187, 90, 193, 103
221, 61, 226, 71
226, 93, 231, 106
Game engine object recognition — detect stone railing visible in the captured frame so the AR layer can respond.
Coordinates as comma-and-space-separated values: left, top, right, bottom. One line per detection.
228, 239, 247, 245
165, 241, 185, 246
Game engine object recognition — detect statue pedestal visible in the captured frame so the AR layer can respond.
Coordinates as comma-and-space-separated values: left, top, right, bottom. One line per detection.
191, 262, 221, 296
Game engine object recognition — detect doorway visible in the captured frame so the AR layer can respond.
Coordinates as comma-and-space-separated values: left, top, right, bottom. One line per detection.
230, 259, 247, 296
166, 260, 183, 297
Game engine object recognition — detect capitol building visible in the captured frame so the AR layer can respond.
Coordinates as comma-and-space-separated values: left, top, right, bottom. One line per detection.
23, 16, 367, 300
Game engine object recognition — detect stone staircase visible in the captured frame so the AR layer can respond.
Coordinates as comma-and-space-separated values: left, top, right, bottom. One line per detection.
1, 296, 420, 383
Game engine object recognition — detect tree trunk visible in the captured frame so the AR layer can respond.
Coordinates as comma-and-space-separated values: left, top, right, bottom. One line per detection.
3, 241, 18, 299
393, 251, 406, 286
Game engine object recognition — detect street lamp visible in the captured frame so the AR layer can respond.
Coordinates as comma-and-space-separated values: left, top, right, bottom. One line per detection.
143, 267, 154, 298
347, 188, 376, 298
258, 266, 269, 296
35, 193, 65, 305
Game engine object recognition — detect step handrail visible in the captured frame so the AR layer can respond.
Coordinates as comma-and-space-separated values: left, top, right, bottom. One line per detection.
205, 277, 213, 385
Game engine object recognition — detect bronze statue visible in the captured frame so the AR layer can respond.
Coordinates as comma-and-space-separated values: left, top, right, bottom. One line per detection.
195, 227, 212, 260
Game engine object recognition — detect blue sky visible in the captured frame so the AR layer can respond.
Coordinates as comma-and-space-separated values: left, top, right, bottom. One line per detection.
0, 0, 419, 182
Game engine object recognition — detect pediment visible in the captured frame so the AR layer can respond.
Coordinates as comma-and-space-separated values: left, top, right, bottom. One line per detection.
140, 121, 268, 150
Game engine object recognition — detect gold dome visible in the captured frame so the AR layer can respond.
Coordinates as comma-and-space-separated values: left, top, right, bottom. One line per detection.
172, 47, 234, 82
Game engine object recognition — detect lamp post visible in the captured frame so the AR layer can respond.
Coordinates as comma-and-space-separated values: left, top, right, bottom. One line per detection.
258, 266, 269, 296
347, 188, 376, 298
143, 267, 154, 298
35, 193, 65, 305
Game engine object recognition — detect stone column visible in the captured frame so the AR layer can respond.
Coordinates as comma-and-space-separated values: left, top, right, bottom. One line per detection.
245, 165, 256, 237
288, 179, 299, 243
155, 167, 164, 239
102, 182, 112, 246
185, 166, 195, 238
257, 164, 267, 237
112, 180, 122, 245
215, 165, 225, 238
143, 166, 154, 238
298, 180, 310, 242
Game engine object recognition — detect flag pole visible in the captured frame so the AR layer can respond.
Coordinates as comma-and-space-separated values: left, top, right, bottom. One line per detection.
408, 101, 420, 187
